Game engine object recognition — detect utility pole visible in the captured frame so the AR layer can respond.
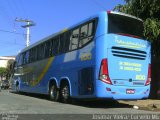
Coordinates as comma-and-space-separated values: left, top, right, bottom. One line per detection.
15, 18, 35, 47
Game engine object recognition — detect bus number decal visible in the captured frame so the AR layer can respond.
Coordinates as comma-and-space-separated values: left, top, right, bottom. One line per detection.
80, 53, 92, 61
136, 75, 146, 80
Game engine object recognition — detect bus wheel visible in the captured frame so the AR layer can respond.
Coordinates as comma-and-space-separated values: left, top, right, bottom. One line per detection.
49, 84, 59, 101
60, 83, 71, 103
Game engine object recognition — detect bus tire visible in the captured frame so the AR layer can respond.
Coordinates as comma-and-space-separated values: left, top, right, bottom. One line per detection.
49, 84, 59, 102
60, 83, 71, 103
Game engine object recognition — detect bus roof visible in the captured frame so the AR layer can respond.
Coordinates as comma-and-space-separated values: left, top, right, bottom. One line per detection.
19, 11, 142, 54
19, 15, 98, 53
108, 11, 143, 21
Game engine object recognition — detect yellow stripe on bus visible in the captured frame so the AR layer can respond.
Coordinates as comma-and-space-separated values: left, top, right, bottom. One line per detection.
31, 57, 55, 86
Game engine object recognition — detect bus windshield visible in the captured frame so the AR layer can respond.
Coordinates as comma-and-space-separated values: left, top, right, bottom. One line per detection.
108, 13, 144, 39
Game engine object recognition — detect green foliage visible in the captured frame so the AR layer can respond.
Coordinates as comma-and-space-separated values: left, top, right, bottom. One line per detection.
144, 18, 160, 41
114, 0, 160, 56
0, 67, 7, 77
0, 60, 15, 80
114, 0, 160, 20
7, 59, 15, 78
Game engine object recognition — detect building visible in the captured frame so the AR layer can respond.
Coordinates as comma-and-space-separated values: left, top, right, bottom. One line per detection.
0, 56, 15, 68
0, 56, 15, 81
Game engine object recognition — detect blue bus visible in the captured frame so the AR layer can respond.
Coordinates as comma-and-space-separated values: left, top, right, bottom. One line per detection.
12, 11, 151, 103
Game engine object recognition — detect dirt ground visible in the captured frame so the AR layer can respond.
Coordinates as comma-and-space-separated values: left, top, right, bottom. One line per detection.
118, 99, 160, 112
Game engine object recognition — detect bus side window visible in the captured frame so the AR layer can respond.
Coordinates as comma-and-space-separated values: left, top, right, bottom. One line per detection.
38, 44, 45, 60
32, 47, 38, 62
25, 51, 29, 64
17, 54, 23, 66
22, 53, 26, 65
65, 31, 71, 52
59, 33, 65, 54
52, 37, 60, 56
79, 24, 88, 47
70, 28, 79, 50
49, 40, 53, 57
45, 41, 50, 58
29, 49, 33, 63
88, 22, 94, 36
23, 51, 29, 64
79, 21, 94, 48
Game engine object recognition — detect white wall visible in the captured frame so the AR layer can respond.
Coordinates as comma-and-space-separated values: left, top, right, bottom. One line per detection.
0, 60, 8, 68
0, 56, 15, 68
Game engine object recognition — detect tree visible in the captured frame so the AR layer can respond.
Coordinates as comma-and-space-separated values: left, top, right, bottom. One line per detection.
0, 67, 7, 80
114, 0, 160, 56
0, 59, 15, 81
6, 59, 15, 80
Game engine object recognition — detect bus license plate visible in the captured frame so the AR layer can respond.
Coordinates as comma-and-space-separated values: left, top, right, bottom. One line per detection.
126, 89, 135, 94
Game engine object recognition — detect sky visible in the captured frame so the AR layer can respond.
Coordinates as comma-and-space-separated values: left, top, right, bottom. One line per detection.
0, 0, 124, 56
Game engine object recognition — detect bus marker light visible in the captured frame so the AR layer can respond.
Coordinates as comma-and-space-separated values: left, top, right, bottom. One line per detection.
99, 59, 112, 85
145, 64, 151, 86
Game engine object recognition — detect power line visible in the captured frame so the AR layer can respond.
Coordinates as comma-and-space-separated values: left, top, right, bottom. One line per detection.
0, 43, 25, 47
0, 41, 25, 46
0, 29, 25, 35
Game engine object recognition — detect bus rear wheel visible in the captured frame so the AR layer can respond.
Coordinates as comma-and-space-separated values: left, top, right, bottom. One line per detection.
60, 83, 71, 103
49, 84, 59, 101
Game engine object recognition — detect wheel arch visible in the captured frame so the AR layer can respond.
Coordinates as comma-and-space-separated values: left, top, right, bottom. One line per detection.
48, 77, 59, 94
60, 77, 72, 96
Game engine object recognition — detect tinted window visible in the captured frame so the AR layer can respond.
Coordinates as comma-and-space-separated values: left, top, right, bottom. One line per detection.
30, 47, 37, 62
70, 28, 79, 50
37, 44, 45, 60
79, 24, 88, 47
23, 51, 29, 64
52, 37, 59, 55
22, 53, 26, 65
45, 41, 51, 58
17, 54, 23, 66
25, 51, 29, 63
29, 49, 33, 62
79, 21, 95, 48
49, 40, 53, 57
19, 19, 97, 63
59, 34, 65, 54
108, 14, 144, 38
64, 31, 71, 52
88, 22, 94, 36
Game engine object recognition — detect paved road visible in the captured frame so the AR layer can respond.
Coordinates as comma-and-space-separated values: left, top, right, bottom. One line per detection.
0, 90, 159, 120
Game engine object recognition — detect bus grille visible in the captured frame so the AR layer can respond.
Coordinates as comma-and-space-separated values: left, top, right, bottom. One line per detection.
111, 47, 147, 60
